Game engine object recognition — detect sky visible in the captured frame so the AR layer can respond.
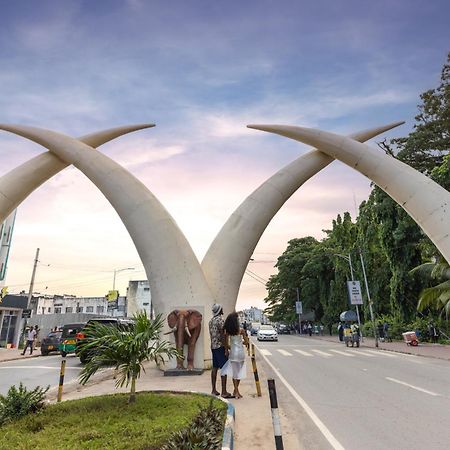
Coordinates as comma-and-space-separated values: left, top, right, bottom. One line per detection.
0, 0, 449, 310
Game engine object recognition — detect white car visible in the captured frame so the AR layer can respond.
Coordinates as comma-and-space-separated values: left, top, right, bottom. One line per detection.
257, 325, 278, 341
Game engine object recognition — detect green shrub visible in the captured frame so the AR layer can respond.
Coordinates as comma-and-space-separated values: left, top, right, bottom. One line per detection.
161, 399, 226, 450
0, 383, 49, 426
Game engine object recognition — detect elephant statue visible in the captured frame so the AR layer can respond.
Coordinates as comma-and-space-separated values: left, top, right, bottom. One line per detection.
167, 309, 203, 370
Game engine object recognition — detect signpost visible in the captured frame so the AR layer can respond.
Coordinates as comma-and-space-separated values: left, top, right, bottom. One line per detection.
295, 288, 302, 333
347, 280, 363, 305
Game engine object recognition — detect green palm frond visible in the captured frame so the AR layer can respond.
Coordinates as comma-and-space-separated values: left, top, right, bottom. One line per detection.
78, 312, 178, 401
417, 280, 450, 312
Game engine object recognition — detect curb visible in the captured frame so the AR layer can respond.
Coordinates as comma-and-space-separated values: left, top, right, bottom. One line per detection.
0, 353, 41, 363
222, 401, 235, 450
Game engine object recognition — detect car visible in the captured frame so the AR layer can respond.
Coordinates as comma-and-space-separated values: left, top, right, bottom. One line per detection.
41, 330, 62, 356
75, 318, 134, 363
257, 325, 278, 341
277, 324, 290, 334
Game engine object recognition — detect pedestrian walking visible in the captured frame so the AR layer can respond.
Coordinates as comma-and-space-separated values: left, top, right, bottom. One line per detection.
32, 325, 40, 351
428, 323, 439, 343
338, 322, 344, 342
21, 327, 36, 355
307, 322, 312, 336
319, 324, 324, 336
209, 304, 233, 398
221, 312, 248, 399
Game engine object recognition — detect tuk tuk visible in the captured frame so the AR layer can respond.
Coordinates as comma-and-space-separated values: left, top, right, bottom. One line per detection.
59, 323, 86, 357
339, 311, 360, 348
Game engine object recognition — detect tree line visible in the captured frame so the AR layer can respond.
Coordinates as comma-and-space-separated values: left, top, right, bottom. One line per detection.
264, 53, 450, 340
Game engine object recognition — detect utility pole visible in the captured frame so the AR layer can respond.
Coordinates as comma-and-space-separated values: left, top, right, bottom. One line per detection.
359, 249, 378, 347
27, 248, 40, 312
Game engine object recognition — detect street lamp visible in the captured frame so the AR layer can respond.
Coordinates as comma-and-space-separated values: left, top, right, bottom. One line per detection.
113, 267, 135, 291
333, 253, 362, 337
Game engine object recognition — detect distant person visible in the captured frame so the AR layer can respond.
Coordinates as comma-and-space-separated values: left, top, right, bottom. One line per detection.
221, 312, 249, 399
209, 304, 233, 398
338, 322, 344, 342
307, 322, 312, 337
428, 323, 439, 343
33, 325, 40, 351
383, 322, 392, 342
377, 323, 385, 342
319, 324, 324, 336
21, 327, 36, 355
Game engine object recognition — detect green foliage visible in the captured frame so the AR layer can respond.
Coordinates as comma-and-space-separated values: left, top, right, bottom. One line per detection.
0, 392, 224, 449
0, 383, 49, 425
160, 398, 226, 450
78, 312, 178, 403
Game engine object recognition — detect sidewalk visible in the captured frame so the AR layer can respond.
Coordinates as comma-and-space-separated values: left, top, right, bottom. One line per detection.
0, 347, 40, 363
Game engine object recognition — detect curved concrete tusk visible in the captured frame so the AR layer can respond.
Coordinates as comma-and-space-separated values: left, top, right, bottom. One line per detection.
202, 121, 405, 313
247, 124, 450, 264
185, 326, 192, 338
0, 124, 216, 322
0, 124, 154, 224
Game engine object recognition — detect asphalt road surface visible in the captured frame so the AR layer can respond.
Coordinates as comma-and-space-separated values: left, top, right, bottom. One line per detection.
0, 354, 82, 395
254, 334, 450, 450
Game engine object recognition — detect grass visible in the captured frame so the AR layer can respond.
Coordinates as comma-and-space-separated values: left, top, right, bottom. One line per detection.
0, 392, 227, 450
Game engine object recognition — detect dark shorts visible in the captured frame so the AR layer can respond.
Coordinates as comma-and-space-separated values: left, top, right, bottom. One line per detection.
211, 347, 228, 369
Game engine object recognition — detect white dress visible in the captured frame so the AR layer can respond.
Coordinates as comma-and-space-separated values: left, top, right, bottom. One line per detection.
221, 334, 247, 380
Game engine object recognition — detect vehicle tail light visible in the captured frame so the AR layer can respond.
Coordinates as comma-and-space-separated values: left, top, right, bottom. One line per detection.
76, 332, 86, 340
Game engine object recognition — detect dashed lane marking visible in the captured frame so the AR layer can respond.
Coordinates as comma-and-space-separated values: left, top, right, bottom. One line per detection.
386, 377, 440, 396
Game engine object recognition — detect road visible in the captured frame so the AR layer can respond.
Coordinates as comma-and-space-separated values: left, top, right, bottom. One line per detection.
0, 354, 83, 395
254, 334, 450, 450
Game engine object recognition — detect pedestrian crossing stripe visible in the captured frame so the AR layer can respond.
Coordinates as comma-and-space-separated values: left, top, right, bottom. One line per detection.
329, 349, 355, 357
349, 350, 376, 357
311, 349, 332, 357
277, 349, 292, 356
364, 350, 398, 357
259, 349, 272, 356
294, 349, 312, 356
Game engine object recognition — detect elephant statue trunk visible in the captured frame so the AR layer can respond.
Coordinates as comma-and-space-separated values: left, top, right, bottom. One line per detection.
167, 309, 202, 370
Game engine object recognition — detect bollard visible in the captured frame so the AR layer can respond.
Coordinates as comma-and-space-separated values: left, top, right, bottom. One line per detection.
268, 379, 284, 450
57, 358, 66, 402
251, 344, 262, 397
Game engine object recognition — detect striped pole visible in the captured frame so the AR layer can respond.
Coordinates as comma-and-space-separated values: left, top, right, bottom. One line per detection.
268, 379, 284, 450
251, 344, 262, 397
57, 358, 66, 402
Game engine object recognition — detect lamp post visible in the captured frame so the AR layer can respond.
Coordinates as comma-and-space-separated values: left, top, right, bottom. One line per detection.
359, 249, 378, 347
112, 267, 135, 291
333, 253, 362, 339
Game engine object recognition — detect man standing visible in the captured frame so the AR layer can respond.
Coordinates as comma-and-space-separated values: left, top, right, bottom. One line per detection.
21, 327, 36, 355
209, 303, 233, 398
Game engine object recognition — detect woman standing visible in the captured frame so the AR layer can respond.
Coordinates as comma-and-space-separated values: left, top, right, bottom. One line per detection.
221, 312, 249, 399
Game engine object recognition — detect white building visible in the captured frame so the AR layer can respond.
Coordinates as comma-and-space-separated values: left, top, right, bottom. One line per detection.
126, 280, 151, 317
35, 294, 117, 316
242, 306, 267, 324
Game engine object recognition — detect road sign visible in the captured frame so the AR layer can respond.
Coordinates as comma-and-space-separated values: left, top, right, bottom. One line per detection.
21, 309, 32, 319
295, 301, 303, 314
347, 280, 363, 305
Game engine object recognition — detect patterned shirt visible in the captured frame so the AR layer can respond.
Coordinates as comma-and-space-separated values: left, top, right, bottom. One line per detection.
209, 315, 225, 350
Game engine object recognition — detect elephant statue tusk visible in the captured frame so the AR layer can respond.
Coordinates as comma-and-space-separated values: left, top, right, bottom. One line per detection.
185, 326, 192, 338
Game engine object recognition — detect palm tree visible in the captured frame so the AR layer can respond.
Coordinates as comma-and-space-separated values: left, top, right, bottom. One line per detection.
78, 312, 178, 403
411, 258, 450, 317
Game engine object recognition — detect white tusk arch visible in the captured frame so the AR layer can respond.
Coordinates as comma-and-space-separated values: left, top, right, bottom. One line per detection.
0, 124, 215, 324
247, 124, 450, 264
202, 121, 404, 313
0, 124, 154, 224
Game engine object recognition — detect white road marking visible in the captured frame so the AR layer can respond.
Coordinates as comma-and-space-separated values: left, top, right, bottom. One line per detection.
385, 377, 440, 397
350, 350, 376, 357
259, 349, 272, 356
364, 350, 398, 358
294, 349, 313, 356
0, 366, 82, 370
329, 350, 355, 357
311, 349, 332, 357
277, 349, 293, 356
255, 343, 345, 450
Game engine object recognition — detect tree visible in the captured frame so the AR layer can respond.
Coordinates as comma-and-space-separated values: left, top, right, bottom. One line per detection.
78, 312, 178, 403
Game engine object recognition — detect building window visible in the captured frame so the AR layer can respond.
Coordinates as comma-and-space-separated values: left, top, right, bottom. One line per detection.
86, 306, 94, 313
65, 307, 73, 313
55, 307, 62, 314
96, 306, 104, 314
48, 307, 51, 313
144, 287, 150, 291
78, 307, 84, 313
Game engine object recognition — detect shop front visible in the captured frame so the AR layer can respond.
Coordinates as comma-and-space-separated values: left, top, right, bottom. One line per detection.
0, 295, 27, 348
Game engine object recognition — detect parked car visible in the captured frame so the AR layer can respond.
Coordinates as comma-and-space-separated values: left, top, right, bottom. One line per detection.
76, 318, 134, 363
41, 330, 62, 356
277, 324, 290, 334
257, 325, 278, 341
59, 323, 86, 357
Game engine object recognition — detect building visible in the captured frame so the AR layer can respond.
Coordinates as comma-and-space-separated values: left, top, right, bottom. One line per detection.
126, 280, 152, 317
0, 294, 27, 348
242, 306, 267, 324
0, 211, 16, 289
